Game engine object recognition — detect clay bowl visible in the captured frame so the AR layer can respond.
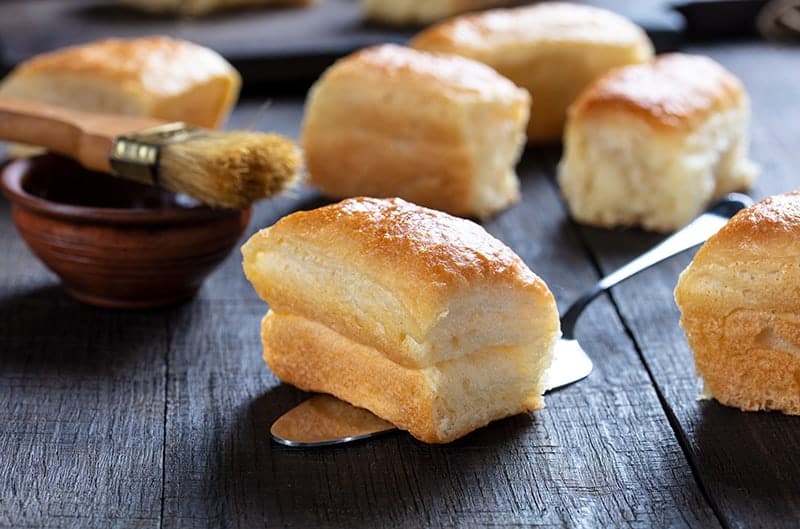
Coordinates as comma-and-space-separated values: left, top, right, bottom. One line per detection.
1, 154, 251, 308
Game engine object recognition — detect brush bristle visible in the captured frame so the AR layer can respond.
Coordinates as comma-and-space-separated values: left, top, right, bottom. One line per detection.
158, 131, 302, 209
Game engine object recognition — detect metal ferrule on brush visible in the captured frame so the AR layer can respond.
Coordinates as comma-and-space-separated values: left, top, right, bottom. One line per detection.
109, 122, 204, 186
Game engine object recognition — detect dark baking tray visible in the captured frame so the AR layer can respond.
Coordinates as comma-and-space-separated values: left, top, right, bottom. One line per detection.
0, 0, 684, 86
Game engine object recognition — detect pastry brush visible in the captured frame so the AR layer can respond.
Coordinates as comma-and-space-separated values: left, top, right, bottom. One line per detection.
0, 94, 301, 209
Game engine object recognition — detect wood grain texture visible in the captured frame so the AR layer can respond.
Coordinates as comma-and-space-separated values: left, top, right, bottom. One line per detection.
0, 197, 167, 528
576, 43, 800, 529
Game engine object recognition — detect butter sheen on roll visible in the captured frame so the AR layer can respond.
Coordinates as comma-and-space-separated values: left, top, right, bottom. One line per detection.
301, 44, 530, 219
242, 197, 561, 443
675, 192, 800, 415
411, 2, 653, 143
558, 53, 757, 232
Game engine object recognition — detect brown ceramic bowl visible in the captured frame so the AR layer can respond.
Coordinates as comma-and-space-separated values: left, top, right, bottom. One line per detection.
1, 154, 251, 308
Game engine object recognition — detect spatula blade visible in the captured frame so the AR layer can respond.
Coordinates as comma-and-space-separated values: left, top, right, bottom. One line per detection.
544, 338, 594, 392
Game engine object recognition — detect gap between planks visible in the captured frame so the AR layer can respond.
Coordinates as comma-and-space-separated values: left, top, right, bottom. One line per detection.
539, 150, 729, 529
159, 315, 172, 529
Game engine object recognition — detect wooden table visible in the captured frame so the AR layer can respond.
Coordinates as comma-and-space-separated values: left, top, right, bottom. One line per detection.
1, 40, 799, 528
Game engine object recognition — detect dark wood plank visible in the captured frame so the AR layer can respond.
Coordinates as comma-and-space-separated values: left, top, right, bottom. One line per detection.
577, 43, 800, 529
158, 100, 720, 528
0, 199, 167, 528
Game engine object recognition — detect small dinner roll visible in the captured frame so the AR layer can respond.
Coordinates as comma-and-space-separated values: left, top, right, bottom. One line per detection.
362, 0, 509, 25
301, 44, 530, 219
411, 2, 653, 142
674, 192, 800, 415
0, 36, 240, 129
242, 197, 561, 443
558, 53, 758, 232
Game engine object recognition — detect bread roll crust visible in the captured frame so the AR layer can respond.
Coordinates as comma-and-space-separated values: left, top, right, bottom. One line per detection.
301, 44, 530, 218
243, 197, 561, 442
675, 192, 800, 414
570, 53, 745, 133
411, 2, 653, 142
0, 36, 241, 129
314, 43, 525, 101
411, 2, 649, 52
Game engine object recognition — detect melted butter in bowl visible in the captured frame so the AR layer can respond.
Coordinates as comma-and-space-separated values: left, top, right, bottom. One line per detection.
1, 153, 251, 308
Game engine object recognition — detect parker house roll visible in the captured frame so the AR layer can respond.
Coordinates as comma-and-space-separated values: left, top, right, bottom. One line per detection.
411, 2, 653, 143
558, 53, 758, 232
242, 197, 561, 443
301, 44, 530, 219
674, 192, 800, 415
362, 0, 509, 25
0, 36, 241, 130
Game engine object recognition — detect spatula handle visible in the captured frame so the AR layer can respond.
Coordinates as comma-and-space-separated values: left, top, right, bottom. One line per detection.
0, 94, 163, 172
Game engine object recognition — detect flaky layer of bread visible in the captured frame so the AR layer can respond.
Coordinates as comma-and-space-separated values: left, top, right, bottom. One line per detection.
262, 311, 555, 443
301, 44, 530, 219
569, 53, 745, 132
674, 192, 800, 414
411, 2, 653, 142
0, 36, 240, 129
558, 54, 757, 232
242, 197, 559, 368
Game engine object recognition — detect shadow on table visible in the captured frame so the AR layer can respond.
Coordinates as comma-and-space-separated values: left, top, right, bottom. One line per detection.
0, 284, 183, 374
692, 401, 800, 520
206, 385, 536, 528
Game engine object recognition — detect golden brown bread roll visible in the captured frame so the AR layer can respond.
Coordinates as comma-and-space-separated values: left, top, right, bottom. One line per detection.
119, 0, 313, 16
0, 36, 240, 129
674, 192, 800, 415
242, 197, 561, 443
411, 2, 653, 143
362, 0, 509, 24
301, 44, 530, 219
558, 53, 758, 232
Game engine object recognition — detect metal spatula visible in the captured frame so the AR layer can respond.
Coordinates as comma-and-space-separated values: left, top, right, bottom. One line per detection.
271, 193, 753, 448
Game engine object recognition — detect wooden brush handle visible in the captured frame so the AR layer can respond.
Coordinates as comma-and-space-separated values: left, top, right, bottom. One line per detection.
0, 95, 165, 172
